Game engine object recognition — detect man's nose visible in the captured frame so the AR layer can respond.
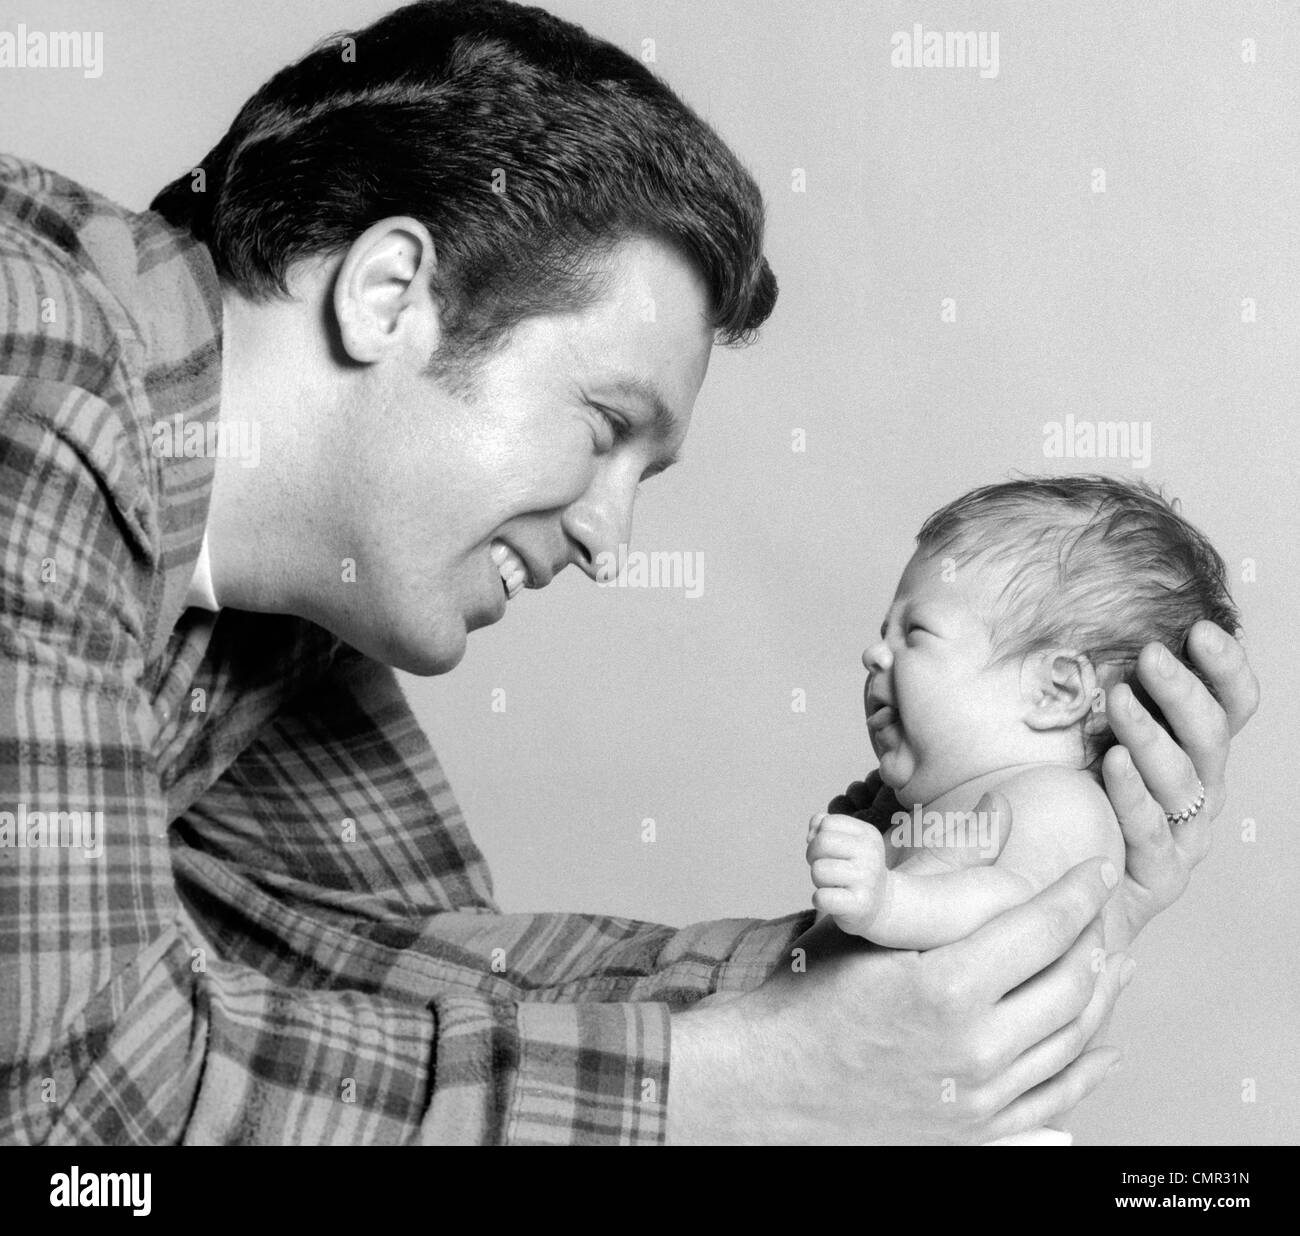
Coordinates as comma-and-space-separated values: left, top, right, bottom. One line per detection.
562, 472, 637, 582
862, 641, 894, 674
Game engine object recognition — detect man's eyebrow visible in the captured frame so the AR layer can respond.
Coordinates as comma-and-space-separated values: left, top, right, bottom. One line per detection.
592, 374, 678, 439
592, 373, 684, 475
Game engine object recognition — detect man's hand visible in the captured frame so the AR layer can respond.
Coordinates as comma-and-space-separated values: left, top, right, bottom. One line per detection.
669, 859, 1130, 1144
1099, 621, 1258, 949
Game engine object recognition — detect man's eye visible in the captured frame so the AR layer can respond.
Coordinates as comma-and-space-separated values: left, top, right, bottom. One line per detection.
591, 404, 630, 445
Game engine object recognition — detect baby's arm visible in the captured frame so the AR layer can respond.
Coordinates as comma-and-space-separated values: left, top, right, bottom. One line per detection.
808, 815, 1036, 948
807, 766, 1123, 949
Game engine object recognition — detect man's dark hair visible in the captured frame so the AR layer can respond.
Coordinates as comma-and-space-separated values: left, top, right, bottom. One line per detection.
152, 0, 777, 377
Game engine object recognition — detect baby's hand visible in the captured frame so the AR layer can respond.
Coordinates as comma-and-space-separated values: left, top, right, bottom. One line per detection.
806, 812, 890, 938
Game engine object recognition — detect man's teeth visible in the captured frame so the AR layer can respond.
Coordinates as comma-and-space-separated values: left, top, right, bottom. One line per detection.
491, 541, 528, 600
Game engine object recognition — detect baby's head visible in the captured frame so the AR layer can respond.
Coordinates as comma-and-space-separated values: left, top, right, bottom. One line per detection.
863, 474, 1240, 805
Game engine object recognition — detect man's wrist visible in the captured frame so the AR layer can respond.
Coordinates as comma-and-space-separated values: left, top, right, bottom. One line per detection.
667, 1001, 757, 1145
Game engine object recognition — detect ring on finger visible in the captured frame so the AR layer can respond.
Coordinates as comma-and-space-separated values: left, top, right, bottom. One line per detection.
1164, 779, 1206, 826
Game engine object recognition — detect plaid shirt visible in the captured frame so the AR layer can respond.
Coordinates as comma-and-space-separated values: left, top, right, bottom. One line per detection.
0, 157, 813, 1145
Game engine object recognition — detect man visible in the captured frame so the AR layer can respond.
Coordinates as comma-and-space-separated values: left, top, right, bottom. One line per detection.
0, 0, 1257, 1144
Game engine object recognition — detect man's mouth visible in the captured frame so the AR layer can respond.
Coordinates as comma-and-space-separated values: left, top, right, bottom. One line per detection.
491, 540, 529, 600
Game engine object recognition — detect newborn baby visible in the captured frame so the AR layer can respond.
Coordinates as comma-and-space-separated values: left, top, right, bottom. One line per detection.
808, 474, 1239, 955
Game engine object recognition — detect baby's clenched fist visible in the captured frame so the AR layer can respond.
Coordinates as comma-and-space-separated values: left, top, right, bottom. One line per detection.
806, 812, 889, 938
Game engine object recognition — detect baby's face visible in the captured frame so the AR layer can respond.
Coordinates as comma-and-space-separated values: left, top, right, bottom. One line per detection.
862, 550, 1028, 806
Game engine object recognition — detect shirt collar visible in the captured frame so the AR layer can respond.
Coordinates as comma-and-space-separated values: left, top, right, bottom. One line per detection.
137, 214, 224, 658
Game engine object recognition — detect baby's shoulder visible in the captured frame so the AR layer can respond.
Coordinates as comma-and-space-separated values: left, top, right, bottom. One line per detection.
991, 764, 1123, 883
996, 763, 1115, 816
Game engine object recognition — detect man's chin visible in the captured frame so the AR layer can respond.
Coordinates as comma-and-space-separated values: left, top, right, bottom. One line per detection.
346, 615, 470, 676
394, 640, 467, 676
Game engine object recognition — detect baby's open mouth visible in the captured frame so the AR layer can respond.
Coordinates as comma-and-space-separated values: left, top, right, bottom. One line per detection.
867, 703, 898, 733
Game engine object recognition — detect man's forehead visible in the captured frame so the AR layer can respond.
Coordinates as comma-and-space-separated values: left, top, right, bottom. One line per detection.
579, 238, 714, 380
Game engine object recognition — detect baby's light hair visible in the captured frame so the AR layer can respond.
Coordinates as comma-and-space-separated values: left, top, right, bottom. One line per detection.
915, 474, 1240, 768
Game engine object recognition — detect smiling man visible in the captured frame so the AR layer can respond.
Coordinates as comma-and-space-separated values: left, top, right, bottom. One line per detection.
212, 229, 707, 674
0, 0, 1257, 1145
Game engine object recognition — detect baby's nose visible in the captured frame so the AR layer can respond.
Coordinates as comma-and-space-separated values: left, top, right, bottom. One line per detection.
863, 641, 893, 673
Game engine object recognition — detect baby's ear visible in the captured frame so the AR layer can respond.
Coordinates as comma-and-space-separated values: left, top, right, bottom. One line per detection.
1020, 649, 1100, 731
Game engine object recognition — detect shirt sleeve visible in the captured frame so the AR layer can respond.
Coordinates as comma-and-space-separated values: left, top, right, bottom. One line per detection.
0, 405, 811, 1146
168, 644, 813, 1144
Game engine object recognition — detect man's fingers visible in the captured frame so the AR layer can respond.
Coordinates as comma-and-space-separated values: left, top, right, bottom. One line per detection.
982, 923, 1107, 1058
1132, 642, 1230, 801
934, 858, 1117, 1003
984, 949, 1131, 1111
1100, 742, 1191, 878
981, 1046, 1121, 1144
1129, 640, 1233, 812
1105, 678, 1205, 816
1098, 626, 1249, 914
1187, 620, 1259, 738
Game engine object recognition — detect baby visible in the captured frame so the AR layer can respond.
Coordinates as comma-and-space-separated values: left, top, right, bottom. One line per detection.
808, 473, 1239, 990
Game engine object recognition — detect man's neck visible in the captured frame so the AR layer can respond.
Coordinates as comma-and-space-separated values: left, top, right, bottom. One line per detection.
207, 283, 331, 618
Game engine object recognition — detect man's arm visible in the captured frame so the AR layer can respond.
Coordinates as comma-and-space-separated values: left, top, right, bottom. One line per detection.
165, 643, 818, 1143
171, 638, 807, 1012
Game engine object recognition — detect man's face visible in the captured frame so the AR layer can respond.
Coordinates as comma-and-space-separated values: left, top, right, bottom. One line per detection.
331, 236, 714, 673
861, 550, 1026, 805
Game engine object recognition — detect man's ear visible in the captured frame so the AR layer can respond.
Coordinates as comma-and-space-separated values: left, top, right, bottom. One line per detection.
332, 216, 440, 364
1020, 649, 1102, 731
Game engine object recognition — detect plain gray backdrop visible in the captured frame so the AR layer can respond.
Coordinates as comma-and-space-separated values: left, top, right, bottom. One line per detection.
4, 0, 1295, 1145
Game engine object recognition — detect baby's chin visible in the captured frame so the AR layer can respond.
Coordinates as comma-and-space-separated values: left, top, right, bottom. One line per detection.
874, 728, 951, 806
877, 750, 919, 802
877, 751, 950, 809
